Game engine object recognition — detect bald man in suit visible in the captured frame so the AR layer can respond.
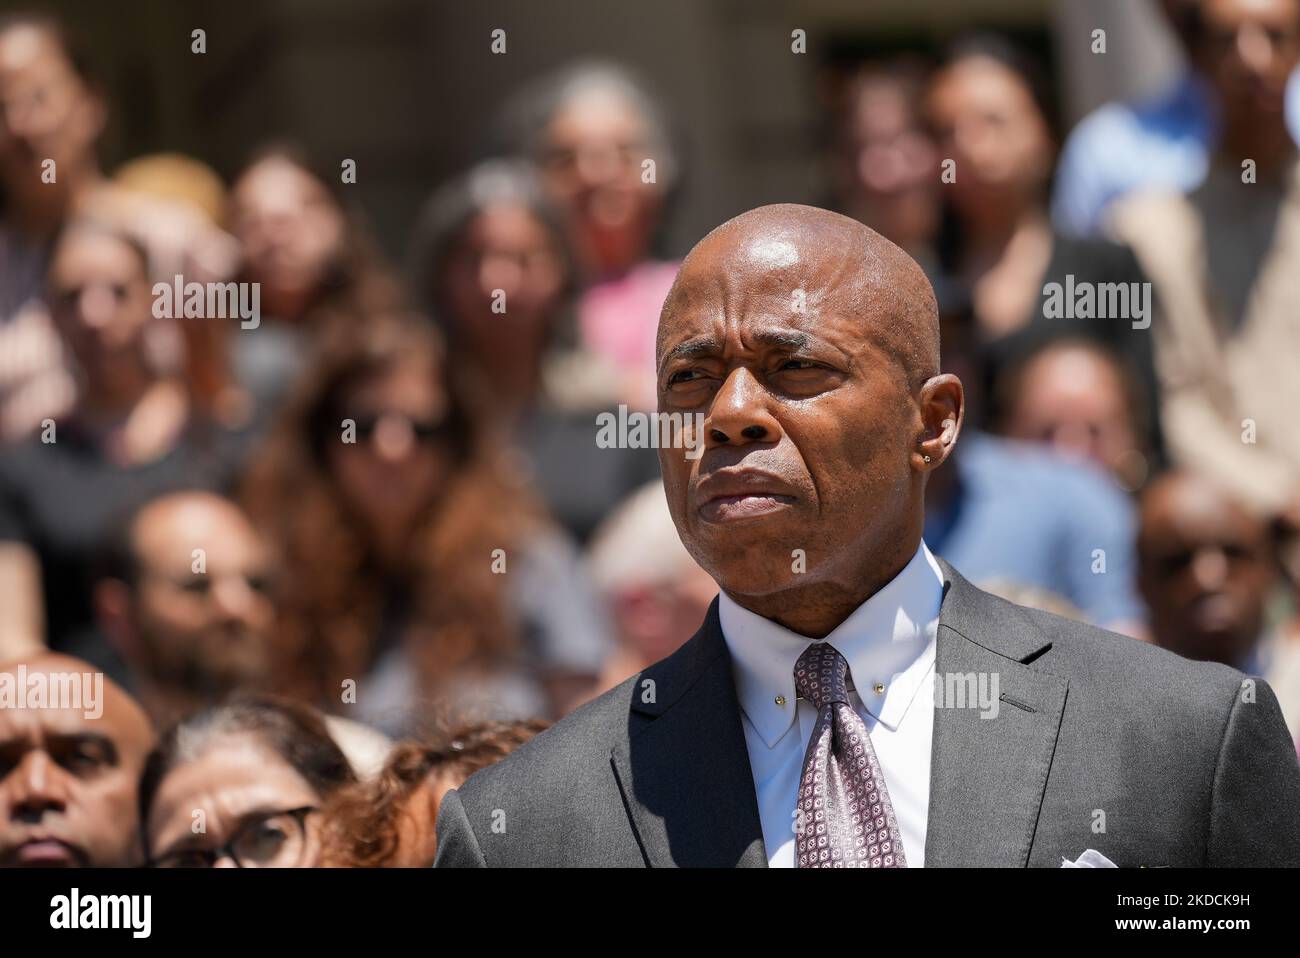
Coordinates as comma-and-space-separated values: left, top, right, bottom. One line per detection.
435, 204, 1300, 867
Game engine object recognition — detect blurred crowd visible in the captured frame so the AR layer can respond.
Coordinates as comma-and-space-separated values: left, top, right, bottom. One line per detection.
3, 0, 1300, 868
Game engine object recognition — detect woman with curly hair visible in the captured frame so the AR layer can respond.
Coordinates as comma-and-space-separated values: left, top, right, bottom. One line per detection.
239, 313, 613, 734
320, 717, 549, 867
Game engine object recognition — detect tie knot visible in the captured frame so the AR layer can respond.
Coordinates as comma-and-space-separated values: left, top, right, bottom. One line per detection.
794, 642, 850, 710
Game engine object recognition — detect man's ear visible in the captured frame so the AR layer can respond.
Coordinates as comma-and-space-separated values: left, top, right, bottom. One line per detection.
94, 578, 139, 662
913, 373, 963, 472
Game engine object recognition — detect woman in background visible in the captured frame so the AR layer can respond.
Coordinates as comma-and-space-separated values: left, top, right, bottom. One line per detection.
240, 313, 612, 734
140, 697, 357, 868
496, 61, 682, 410
411, 158, 658, 543
226, 144, 403, 410
925, 35, 1162, 451
321, 718, 548, 867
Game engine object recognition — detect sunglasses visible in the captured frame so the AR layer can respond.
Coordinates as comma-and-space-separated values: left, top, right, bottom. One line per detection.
350, 413, 451, 445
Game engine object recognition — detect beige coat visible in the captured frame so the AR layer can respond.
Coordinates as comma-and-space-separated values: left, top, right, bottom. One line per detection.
1111, 166, 1300, 516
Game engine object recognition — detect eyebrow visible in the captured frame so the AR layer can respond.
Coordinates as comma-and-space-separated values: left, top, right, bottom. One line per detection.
661, 329, 814, 368
0, 732, 119, 763
53, 733, 120, 765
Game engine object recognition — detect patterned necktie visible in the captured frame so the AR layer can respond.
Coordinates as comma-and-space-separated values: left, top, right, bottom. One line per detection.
794, 641, 907, 868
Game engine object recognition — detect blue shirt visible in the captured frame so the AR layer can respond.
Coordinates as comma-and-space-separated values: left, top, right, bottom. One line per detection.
1052, 70, 1300, 237
924, 433, 1143, 629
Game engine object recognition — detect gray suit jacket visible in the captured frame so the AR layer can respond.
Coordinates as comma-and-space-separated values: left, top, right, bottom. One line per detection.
434, 559, 1300, 867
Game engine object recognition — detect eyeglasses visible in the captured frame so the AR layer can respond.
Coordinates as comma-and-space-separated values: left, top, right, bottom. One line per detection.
351, 413, 450, 446
150, 806, 317, 869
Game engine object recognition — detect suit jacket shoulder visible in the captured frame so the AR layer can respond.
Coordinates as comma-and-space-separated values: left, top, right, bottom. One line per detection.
936, 568, 1300, 866
437, 623, 733, 866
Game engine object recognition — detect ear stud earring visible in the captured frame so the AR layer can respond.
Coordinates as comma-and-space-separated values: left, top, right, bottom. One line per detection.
923, 455, 932, 463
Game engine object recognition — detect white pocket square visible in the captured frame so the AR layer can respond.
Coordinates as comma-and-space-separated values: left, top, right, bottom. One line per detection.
1060, 849, 1117, 868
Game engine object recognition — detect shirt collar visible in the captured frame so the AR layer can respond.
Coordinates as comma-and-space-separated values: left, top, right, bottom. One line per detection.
719, 540, 945, 749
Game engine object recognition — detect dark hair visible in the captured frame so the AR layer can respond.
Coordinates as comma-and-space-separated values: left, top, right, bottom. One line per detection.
827, 55, 933, 151
138, 696, 357, 852
408, 157, 577, 346
228, 141, 406, 326
994, 335, 1153, 457
237, 312, 548, 707
935, 32, 1060, 141
0, 11, 102, 89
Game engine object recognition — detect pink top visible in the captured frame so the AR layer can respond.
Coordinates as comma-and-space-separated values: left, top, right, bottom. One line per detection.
578, 259, 681, 379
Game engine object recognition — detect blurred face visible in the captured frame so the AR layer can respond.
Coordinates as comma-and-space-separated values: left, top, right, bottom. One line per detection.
540, 88, 663, 276
1196, 0, 1300, 117
613, 561, 718, 663
328, 354, 452, 543
229, 157, 345, 315
838, 79, 939, 249
656, 219, 952, 603
1003, 345, 1142, 484
146, 733, 323, 868
1138, 477, 1276, 666
46, 228, 155, 386
128, 495, 277, 691
0, 658, 152, 867
0, 23, 103, 192
439, 204, 566, 359
926, 56, 1053, 220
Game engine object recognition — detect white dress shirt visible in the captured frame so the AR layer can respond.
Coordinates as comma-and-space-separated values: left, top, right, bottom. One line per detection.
718, 540, 944, 867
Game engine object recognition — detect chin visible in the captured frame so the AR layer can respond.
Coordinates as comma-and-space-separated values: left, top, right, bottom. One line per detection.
700, 557, 808, 599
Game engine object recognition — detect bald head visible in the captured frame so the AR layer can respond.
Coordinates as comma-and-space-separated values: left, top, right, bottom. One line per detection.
3, 652, 153, 739
97, 490, 277, 722
0, 652, 154, 866
655, 203, 962, 637
659, 204, 940, 390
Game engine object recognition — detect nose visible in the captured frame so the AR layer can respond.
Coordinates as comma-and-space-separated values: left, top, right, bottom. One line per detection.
76, 284, 119, 330
477, 253, 524, 302
1049, 420, 1100, 461
7, 752, 69, 823
1236, 23, 1275, 76
210, 573, 256, 623
371, 415, 416, 464
213, 853, 240, 869
702, 367, 783, 450
1191, 547, 1230, 591
575, 142, 624, 188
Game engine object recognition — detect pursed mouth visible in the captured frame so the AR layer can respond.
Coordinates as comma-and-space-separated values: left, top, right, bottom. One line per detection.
10, 837, 85, 867
698, 492, 796, 523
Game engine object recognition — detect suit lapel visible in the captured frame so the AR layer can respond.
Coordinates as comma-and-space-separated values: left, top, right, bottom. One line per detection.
924, 560, 1069, 866
610, 561, 1069, 868
610, 599, 768, 867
